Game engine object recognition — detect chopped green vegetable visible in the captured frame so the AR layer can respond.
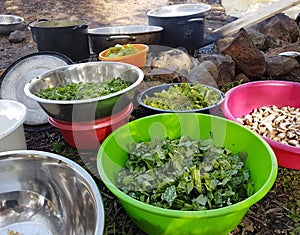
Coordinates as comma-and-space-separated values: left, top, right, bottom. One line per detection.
35, 77, 132, 100
105, 44, 139, 58
116, 135, 253, 211
144, 83, 222, 110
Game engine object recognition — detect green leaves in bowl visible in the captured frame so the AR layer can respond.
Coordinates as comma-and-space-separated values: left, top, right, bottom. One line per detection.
116, 135, 254, 211
143, 83, 222, 111
35, 77, 132, 100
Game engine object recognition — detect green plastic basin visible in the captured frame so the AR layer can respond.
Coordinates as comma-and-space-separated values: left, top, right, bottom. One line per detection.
97, 113, 278, 235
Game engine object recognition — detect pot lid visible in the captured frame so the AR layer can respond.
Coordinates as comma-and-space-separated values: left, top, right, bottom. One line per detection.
0, 52, 73, 126
147, 4, 211, 17
88, 25, 164, 35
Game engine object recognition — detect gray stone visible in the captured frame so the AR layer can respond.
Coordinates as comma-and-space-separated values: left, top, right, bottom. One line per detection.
188, 61, 219, 87
265, 54, 299, 77
8, 30, 25, 43
200, 54, 235, 86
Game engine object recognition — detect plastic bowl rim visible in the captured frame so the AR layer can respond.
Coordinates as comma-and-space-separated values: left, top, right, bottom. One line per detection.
97, 112, 278, 218
48, 103, 133, 131
99, 44, 149, 60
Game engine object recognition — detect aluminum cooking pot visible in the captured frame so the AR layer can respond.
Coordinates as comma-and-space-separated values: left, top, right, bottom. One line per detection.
147, 4, 211, 50
29, 19, 90, 62
88, 25, 163, 54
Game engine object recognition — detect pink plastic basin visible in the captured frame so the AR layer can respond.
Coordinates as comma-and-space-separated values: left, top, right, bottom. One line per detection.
49, 103, 133, 150
222, 80, 300, 170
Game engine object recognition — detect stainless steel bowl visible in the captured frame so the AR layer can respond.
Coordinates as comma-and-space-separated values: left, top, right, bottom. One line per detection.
24, 61, 144, 122
0, 150, 104, 235
0, 14, 24, 35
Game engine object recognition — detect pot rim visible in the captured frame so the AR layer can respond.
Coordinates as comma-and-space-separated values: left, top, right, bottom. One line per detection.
29, 19, 87, 28
0, 14, 24, 25
147, 3, 211, 18
88, 25, 163, 35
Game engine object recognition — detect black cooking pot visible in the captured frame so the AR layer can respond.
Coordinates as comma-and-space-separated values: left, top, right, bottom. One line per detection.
147, 4, 211, 50
29, 19, 90, 62
88, 25, 163, 54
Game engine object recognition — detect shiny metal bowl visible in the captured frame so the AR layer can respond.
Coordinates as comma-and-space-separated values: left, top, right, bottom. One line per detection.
0, 14, 24, 35
0, 150, 105, 235
24, 61, 144, 122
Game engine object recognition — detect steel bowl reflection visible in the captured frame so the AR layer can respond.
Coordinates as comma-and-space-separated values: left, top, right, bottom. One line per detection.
0, 150, 104, 235
0, 14, 24, 35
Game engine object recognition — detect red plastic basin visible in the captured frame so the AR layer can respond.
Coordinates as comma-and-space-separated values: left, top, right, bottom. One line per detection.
49, 103, 133, 150
222, 80, 300, 170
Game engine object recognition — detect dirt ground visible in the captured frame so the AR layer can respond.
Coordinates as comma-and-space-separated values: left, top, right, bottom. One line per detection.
1, 0, 299, 235
0, 0, 227, 71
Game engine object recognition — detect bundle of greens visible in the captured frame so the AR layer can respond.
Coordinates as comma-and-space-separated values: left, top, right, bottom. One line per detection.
144, 83, 221, 111
116, 135, 254, 211
35, 77, 132, 100
104, 44, 139, 58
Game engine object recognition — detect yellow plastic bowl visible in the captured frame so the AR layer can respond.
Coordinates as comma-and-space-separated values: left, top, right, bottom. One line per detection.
98, 44, 149, 68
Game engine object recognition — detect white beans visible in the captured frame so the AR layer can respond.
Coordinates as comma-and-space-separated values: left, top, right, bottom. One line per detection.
237, 105, 300, 147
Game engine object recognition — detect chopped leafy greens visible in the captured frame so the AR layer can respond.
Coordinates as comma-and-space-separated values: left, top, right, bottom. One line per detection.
116, 135, 254, 211
143, 83, 222, 111
35, 77, 132, 100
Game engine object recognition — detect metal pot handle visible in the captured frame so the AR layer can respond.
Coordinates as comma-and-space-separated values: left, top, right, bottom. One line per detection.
107, 35, 137, 41
72, 24, 88, 31
37, 19, 48, 22
178, 18, 204, 25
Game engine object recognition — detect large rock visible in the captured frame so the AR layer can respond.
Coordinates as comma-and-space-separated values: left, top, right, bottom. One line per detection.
245, 28, 288, 51
283, 67, 300, 82
195, 54, 235, 86
139, 67, 188, 94
245, 28, 267, 51
151, 48, 193, 77
253, 14, 300, 43
265, 54, 299, 77
218, 28, 267, 79
188, 61, 219, 87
